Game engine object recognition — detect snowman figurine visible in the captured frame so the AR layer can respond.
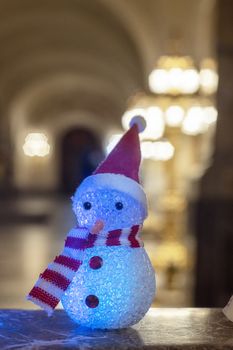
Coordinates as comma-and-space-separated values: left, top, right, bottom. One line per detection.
27, 117, 156, 329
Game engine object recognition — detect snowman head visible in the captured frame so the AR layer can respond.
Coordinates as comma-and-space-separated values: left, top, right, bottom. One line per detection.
72, 173, 147, 232
72, 116, 147, 232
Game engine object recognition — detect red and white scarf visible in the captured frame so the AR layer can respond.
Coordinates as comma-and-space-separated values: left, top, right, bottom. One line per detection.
27, 224, 143, 316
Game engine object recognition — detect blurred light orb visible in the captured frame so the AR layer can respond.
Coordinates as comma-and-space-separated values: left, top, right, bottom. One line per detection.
122, 108, 146, 130
203, 106, 218, 124
23, 133, 50, 157
165, 105, 185, 127
142, 107, 164, 140
152, 140, 175, 161
141, 141, 154, 159
122, 107, 164, 140
106, 134, 123, 154
182, 69, 200, 94
141, 140, 174, 161
169, 68, 183, 90
200, 68, 218, 95
149, 69, 168, 94
182, 107, 207, 135
149, 67, 199, 95
148, 55, 202, 95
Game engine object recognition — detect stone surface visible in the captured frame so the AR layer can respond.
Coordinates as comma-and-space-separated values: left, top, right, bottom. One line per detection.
0, 308, 233, 349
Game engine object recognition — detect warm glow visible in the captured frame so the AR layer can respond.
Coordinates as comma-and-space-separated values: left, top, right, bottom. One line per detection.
169, 68, 183, 91
203, 106, 218, 124
122, 106, 164, 140
142, 107, 165, 140
152, 140, 175, 161
106, 134, 123, 154
148, 56, 200, 95
182, 69, 200, 94
23, 133, 50, 157
200, 68, 218, 95
141, 140, 174, 161
154, 241, 188, 268
149, 69, 169, 94
122, 108, 146, 130
141, 141, 154, 159
165, 105, 185, 127
107, 137, 174, 162
182, 107, 208, 135
149, 67, 199, 95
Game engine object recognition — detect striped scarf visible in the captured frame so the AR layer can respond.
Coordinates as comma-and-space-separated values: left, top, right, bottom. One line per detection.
27, 224, 143, 316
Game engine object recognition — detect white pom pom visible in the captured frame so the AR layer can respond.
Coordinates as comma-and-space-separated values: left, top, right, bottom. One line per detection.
129, 116, 146, 133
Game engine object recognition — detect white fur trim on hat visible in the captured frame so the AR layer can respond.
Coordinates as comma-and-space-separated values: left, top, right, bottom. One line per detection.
74, 173, 147, 211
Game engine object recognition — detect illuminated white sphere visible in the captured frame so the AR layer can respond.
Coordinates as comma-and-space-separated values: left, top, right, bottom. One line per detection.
165, 106, 185, 127
182, 107, 207, 135
141, 141, 154, 159
141, 140, 174, 161
148, 69, 168, 94
62, 246, 155, 329
151, 140, 175, 161
200, 69, 218, 94
142, 107, 165, 140
23, 133, 50, 157
203, 106, 218, 124
182, 69, 200, 94
168, 68, 183, 91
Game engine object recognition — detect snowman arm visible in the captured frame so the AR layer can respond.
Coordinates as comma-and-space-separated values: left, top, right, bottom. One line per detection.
27, 227, 89, 315
223, 295, 233, 322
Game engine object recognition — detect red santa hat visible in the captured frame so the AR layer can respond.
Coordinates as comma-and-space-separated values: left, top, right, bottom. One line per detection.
75, 116, 147, 210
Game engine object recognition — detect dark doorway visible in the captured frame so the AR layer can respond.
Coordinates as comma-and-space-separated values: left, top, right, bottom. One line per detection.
61, 128, 104, 194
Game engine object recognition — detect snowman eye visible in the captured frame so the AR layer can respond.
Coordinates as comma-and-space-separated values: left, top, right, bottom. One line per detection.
115, 202, 123, 210
83, 202, 92, 210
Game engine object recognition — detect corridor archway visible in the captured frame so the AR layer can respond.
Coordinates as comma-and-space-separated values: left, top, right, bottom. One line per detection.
60, 128, 104, 194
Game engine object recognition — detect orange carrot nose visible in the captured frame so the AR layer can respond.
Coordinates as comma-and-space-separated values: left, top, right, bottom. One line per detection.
90, 220, 105, 235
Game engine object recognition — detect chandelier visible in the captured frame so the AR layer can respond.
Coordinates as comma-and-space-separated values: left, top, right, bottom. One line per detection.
115, 55, 219, 298
148, 56, 218, 96
120, 56, 218, 162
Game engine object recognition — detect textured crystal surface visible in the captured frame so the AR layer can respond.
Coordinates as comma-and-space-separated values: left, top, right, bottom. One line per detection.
62, 246, 155, 329
64, 179, 155, 329
72, 187, 146, 233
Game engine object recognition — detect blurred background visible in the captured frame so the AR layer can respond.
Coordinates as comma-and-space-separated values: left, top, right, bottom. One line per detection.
0, 0, 232, 310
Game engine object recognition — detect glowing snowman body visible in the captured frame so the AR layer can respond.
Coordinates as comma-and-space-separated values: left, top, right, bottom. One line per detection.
61, 184, 156, 329
62, 246, 155, 329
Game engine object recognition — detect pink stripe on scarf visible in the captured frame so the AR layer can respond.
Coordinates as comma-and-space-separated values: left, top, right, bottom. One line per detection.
128, 225, 141, 247
106, 229, 121, 246
29, 286, 60, 309
86, 232, 98, 248
41, 269, 70, 290
65, 236, 87, 250
27, 224, 143, 315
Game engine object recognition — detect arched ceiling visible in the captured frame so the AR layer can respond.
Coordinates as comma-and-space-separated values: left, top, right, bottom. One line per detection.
0, 0, 216, 131
0, 0, 146, 129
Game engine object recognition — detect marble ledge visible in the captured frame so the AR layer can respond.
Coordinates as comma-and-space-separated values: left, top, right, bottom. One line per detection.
0, 308, 233, 349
